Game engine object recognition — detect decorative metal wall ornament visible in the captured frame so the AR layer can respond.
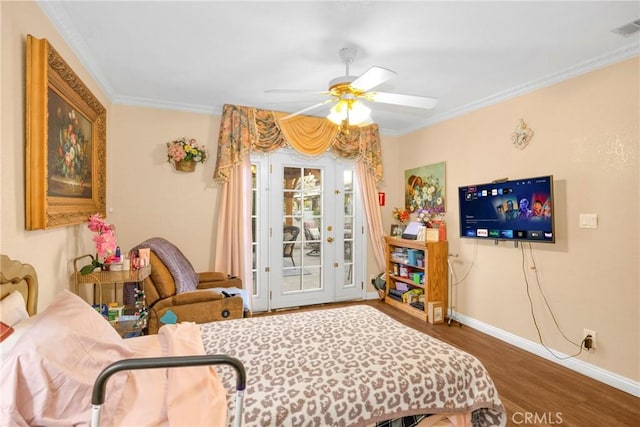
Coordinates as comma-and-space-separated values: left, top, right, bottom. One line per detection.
512, 119, 534, 150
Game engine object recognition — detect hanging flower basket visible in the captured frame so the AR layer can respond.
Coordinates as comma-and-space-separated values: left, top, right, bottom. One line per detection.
174, 159, 196, 172
166, 137, 208, 173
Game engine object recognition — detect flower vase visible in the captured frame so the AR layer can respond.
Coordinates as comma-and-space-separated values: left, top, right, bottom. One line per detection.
174, 160, 196, 172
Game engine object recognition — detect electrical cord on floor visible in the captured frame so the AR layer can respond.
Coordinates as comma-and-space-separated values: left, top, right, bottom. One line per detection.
520, 243, 587, 360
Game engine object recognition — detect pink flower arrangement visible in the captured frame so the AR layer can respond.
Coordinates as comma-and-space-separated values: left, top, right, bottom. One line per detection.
80, 213, 117, 275
87, 213, 117, 259
166, 137, 208, 163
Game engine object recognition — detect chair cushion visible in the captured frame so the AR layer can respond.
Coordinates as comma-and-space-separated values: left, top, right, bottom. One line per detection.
132, 238, 199, 293
146, 252, 176, 301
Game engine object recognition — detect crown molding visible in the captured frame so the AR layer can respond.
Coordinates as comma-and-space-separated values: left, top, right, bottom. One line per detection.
112, 94, 221, 115
410, 41, 640, 134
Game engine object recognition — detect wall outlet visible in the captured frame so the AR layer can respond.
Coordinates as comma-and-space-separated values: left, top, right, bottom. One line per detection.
583, 329, 597, 350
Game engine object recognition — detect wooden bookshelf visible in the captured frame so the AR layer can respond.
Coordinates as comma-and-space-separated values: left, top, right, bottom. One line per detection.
384, 237, 448, 322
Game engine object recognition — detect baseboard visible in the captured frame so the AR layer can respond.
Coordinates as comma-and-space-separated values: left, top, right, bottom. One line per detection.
449, 311, 640, 398
365, 291, 381, 300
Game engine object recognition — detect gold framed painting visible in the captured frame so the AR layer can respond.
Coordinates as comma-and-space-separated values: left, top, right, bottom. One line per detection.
25, 35, 106, 230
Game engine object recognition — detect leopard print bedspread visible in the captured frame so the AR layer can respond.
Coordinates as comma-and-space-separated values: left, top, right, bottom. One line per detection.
200, 305, 506, 427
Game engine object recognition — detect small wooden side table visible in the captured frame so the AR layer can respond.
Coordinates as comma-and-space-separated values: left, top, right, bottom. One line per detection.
73, 255, 151, 337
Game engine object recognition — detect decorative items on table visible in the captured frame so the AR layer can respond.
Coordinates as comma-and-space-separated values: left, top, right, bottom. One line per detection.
80, 213, 118, 275
392, 207, 409, 224
166, 137, 208, 172
391, 207, 409, 237
108, 286, 147, 337
131, 247, 150, 269
415, 208, 446, 241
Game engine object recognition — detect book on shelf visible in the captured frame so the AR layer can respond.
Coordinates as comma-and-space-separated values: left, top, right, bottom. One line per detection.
410, 301, 425, 311
389, 288, 405, 299
388, 293, 403, 302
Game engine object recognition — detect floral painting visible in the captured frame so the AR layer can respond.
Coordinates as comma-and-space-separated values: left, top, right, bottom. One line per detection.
404, 162, 446, 214
47, 89, 93, 198
26, 35, 106, 230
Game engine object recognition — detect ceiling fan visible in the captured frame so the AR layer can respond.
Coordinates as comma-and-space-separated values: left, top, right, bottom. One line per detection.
266, 47, 438, 127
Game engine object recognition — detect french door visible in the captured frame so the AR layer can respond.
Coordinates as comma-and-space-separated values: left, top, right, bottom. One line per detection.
250, 150, 364, 312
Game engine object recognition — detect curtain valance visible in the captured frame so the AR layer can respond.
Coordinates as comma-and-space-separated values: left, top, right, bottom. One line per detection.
213, 104, 383, 183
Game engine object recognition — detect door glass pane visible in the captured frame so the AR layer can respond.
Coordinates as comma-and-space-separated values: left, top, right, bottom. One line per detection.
251, 164, 258, 295
343, 170, 354, 285
282, 166, 322, 293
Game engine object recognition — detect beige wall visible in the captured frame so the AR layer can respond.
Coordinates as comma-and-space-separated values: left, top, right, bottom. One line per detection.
388, 58, 639, 382
1, 1, 110, 311
107, 105, 223, 270
2, 0, 638, 389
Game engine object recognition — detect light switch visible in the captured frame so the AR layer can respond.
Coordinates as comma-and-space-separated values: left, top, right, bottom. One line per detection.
579, 213, 598, 229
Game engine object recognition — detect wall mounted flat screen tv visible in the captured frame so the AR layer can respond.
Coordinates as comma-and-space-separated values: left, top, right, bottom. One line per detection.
458, 175, 555, 243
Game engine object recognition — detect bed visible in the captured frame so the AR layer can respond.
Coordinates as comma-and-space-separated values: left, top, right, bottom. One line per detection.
1, 255, 506, 426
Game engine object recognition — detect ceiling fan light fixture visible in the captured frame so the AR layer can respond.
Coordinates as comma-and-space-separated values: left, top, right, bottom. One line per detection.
327, 100, 347, 125
348, 100, 371, 125
327, 99, 371, 126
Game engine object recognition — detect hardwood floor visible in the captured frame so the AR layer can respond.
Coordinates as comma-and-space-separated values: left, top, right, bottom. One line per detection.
255, 300, 640, 426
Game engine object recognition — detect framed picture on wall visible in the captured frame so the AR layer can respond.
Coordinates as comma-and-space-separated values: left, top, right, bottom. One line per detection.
404, 161, 446, 214
25, 35, 106, 230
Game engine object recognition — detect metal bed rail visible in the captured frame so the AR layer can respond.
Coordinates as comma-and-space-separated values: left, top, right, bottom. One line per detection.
91, 354, 246, 427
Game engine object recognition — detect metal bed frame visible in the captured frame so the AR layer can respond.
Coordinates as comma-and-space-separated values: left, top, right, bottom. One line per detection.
91, 355, 246, 427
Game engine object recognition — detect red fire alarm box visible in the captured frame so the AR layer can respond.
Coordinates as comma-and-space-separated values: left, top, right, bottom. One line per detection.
378, 192, 385, 206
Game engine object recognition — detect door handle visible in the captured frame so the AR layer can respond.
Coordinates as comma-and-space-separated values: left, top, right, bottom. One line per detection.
327, 236, 334, 243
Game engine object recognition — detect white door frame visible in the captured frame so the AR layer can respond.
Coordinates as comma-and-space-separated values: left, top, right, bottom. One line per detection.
250, 150, 365, 312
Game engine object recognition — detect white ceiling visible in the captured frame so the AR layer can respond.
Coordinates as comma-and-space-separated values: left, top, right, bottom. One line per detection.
38, 1, 639, 136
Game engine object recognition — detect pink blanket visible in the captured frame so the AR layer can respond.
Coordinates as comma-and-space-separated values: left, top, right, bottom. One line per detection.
111, 324, 227, 426
0, 290, 226, 426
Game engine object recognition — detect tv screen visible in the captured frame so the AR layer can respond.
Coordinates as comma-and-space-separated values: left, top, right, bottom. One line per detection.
458, 175, 555, 243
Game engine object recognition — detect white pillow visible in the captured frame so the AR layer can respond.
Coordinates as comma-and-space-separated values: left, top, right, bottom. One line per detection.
0, 291, 29, 326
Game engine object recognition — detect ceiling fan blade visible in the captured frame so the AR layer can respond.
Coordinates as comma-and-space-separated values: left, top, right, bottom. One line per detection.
350, 66, 397, 92
279, 99, 336, 120
368, 91, 438, 109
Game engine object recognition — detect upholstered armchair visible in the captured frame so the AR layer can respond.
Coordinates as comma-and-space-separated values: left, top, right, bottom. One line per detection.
133, 238, 248, 334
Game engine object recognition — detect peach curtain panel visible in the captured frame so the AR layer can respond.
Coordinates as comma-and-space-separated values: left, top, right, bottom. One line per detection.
213, 104, 386, 288
356, 161, 386, 271
213, 155, 252, 304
